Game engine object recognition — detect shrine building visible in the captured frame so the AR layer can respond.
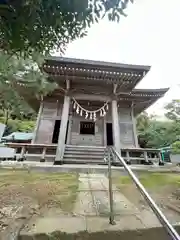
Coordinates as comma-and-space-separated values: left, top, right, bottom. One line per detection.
13, 57, 168, 164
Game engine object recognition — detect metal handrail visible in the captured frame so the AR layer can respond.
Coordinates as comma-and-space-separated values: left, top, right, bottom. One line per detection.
110, 147, 180, 240
104, 147, 116, 225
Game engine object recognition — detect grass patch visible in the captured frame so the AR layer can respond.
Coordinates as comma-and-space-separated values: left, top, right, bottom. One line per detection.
113, 173, 180, 189
0, 169, 79, 212
113, 172, 180, 214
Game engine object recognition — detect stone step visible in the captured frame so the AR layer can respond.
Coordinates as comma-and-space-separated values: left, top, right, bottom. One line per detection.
63, 159, 105, 164
64, 154, 105, 159
64, 156, 105, 161
65, 148, 106, 153
64, 150, 105, 156
64, 146, 108, 164
65, 150, 105, 154
65, 146, 105, 152
20, 216, 180, 240
66, 145, 105, 148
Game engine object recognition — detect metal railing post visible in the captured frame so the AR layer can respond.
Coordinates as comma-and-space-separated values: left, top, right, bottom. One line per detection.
108, 150, 116, 225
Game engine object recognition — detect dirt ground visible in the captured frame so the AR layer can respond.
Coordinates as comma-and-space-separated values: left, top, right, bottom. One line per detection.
113, 172, 180, 224
0, 168, 79, 238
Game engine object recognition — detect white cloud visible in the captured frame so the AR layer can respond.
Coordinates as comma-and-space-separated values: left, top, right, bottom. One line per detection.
60, 0, 180, 115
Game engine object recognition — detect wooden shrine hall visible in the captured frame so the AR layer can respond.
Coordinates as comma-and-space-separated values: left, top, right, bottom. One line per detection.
7, 57, 168, 164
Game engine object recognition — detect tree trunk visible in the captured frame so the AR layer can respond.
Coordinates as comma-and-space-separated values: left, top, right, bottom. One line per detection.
4, 109, 9, 126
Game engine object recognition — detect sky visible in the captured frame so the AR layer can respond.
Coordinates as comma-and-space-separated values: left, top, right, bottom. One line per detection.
59, 0, 180, 116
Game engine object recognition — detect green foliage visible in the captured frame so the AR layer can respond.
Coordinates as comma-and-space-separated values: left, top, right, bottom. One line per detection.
165, 99, 180, 121
0, 51, 56, 98
0, 117, 35, 135
0, 81, 35, 123
137, 100, 180, 149
0, 51, 57, 127
9, 119, 35, 133
172, 141, 180, 154
0, 51, 57, 135
0, 0, 133, 54
136, 111, 180, 149
136, 113, 154, 148
136, 112, 150, 132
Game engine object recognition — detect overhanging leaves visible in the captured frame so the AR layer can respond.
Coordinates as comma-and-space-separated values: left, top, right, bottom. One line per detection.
0, 0, 133, 55
0, 51, 57, 121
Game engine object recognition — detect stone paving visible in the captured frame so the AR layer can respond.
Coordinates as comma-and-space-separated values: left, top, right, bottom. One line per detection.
22, 173, 163, 237
74, 173, 141, 217
74, 173, 161, 227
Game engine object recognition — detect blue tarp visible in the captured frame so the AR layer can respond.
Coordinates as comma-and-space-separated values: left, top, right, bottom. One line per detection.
2, 132, 33, 141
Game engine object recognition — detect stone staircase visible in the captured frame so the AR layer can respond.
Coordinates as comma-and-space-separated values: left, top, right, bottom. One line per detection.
63, 145, 106, 164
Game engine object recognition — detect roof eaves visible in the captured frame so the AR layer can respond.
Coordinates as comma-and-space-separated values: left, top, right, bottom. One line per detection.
45, 56, 151, 72
133, 88, 169, 95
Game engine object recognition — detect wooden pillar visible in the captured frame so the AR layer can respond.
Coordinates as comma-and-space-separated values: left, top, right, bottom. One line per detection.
103, 117, 107, 146
31, 101, 43, 144
40, 147, 47, 162
111, 100, 121, 154
19, 146, 26, 161
131, 103, 139, 148
126, 151, 130, 162
66, 114, 72, 145
144, 151, 148, 163
158, 151, 163, 165
55, 95, 70, 162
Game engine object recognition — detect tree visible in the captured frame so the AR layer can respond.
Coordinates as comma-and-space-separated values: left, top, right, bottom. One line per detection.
0, 51, 56, 95
136, 112, 152, 148
0, 81, 31, 124
165, 99, 180, 121
144, 121, 175, 148
172, 141, 180, 154
136, 112, 150, 132
0, 51, 56, 124
136, 112, 180, 148
0, 0, 133, 54
1, 118, 35, 135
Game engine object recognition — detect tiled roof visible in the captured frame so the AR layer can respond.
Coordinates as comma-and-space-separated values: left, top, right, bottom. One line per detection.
2, 132, 33, 141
